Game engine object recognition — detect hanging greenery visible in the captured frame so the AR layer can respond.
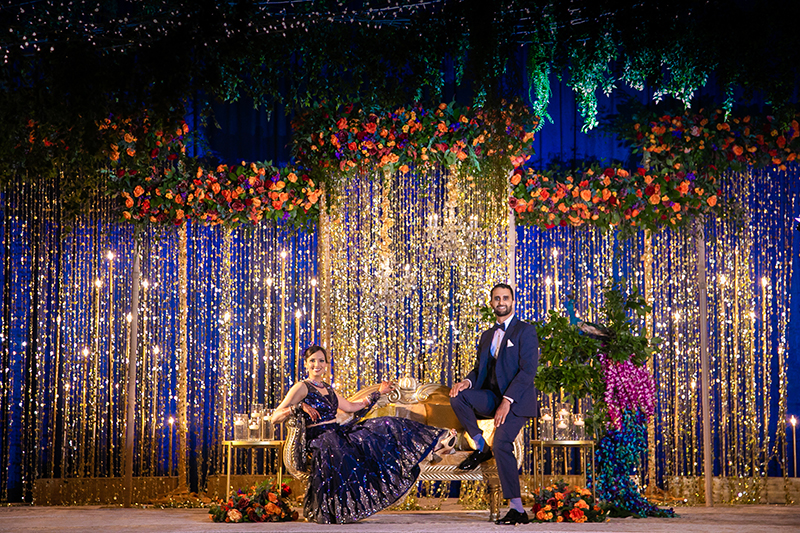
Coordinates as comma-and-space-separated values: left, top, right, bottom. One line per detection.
3, 2, 800, 220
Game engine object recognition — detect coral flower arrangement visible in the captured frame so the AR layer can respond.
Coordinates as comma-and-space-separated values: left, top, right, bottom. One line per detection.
510, 164, 721, 233
530, 480, 607, 523
209, 480, 298, 523
116, 161, 322, 228
291, 101, 538, 180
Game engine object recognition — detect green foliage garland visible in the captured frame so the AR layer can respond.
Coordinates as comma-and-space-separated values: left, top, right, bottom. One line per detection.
533, 280, 660, 436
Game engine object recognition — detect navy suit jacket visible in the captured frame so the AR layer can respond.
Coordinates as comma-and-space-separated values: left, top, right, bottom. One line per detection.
465, 315, 540, 418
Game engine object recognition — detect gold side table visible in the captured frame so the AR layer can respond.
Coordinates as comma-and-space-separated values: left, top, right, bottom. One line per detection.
530, 439, 596, 500
222, 440, 284, 497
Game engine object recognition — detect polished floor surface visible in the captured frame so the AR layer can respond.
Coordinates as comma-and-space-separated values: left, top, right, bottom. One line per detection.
1, 502, 799, 532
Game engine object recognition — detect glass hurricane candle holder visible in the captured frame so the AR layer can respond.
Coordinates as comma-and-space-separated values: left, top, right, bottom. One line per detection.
539, 407, 553, 440
572, 412, 586, 440
261, 409, 275, 440
248, 414, 261, 441
233, 413, 247, 441
555, 414, 570, 440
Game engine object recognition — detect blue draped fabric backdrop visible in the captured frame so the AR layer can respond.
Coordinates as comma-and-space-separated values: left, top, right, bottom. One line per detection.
0, 74, 798, 502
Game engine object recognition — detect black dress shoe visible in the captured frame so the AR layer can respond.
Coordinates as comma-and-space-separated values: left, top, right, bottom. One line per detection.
495, 508, 530, 525
456, 448, 493, 470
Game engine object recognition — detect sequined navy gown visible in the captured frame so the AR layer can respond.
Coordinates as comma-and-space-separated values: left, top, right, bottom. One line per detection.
298, 381, 446, 524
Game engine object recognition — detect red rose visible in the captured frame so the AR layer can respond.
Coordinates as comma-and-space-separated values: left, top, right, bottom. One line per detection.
150, 148, 159, 158
603, 168, 615, 177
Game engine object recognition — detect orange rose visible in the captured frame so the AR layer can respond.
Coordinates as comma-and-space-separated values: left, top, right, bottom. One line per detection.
125, 197, 134, 208
133, 186, 145, 197
707, 195, 717, 207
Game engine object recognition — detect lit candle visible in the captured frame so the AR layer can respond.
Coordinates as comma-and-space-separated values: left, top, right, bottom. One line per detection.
265, 277, 273, 404
294, 309, 302, 383
552, 249, 560, 310
280, 251, 287, 393
586, 278, 592, 321
168, 416, 174, 476
545, 276, 552, 313
310, 278, 317, 342
791, 416, 797, 478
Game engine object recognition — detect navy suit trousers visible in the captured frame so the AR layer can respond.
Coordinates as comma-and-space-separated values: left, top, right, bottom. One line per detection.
450, 388, 527, 499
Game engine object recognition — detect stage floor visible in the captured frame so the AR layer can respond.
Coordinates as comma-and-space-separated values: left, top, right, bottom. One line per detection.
1, 503, 798, 532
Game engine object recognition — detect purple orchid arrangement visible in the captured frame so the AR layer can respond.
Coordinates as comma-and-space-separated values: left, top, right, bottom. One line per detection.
599, 352, 655, 430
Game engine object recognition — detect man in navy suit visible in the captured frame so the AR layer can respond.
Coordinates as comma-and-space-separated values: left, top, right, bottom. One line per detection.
450, 283, 539, 525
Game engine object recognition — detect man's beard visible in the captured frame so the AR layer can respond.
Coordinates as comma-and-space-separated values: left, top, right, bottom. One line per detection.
493, 305, 510, 317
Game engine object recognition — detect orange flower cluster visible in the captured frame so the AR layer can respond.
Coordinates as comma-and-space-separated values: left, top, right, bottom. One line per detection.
510, 165, 720, 233
530, 481, 606, 523
118, 162, 322, 228
293, 101, 538, 180
621, 108, 800, 173
209, 480, 297, 523
99, 114, 188, 167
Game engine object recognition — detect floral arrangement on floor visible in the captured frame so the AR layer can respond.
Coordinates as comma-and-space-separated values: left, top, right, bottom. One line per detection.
510, 164, 721, 233
113, 161, 322, 228
530, 480, 607, 523
208, 480, 298, 523
291, 101, 538, 181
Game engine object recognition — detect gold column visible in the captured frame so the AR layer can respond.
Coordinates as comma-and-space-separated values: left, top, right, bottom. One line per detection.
642, 230, 656, 490
177, 223, 189, 486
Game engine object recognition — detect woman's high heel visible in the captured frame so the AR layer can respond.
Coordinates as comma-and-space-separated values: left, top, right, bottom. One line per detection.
429, 429, 458, 464
433, 429, 458, 455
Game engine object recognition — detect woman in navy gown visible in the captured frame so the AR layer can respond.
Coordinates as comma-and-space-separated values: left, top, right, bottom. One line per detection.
271, 344, 451, 524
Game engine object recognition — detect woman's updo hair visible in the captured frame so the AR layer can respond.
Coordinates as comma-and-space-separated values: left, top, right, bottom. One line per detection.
303, 344, 328, 363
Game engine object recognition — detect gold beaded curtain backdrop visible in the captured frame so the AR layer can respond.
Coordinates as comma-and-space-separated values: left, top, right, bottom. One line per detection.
323, 166, 509, 395
0, 171, 317, 502
515, 166, 796, 501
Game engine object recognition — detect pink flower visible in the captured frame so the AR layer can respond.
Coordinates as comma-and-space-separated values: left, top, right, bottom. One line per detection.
227, 509, 242, 522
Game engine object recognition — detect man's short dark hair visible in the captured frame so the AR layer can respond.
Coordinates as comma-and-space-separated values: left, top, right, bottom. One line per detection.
490, 283, 514, 300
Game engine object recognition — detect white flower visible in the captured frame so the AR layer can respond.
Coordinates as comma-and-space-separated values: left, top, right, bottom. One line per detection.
227, 509, 243, 522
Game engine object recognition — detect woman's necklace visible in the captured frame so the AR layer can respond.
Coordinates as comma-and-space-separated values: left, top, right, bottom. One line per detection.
308, 378, 325, 388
